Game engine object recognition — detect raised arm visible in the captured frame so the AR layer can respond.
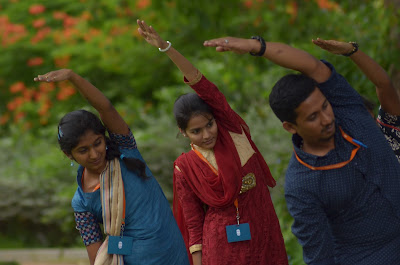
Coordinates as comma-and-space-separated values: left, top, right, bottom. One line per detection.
137, 19, 200, 82
203, 36, 331, 83
34, 69, 129, 135
312, 38, 400, 115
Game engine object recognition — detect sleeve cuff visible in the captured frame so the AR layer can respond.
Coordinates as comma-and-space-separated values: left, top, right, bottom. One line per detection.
184, 70, 203, 86
189, 244, 202, 254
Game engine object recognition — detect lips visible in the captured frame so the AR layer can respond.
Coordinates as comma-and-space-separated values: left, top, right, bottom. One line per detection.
203, 138, 215, 145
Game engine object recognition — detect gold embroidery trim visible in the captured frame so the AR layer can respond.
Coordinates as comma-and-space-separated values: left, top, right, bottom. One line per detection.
189, 244, 202, 254
240, 173, 256, 194
184, 70, 203, 86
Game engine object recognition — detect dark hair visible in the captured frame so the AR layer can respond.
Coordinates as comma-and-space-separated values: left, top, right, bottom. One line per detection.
173, 93, 213, 130
269, 73, 318, 124
58, 110, 147, 179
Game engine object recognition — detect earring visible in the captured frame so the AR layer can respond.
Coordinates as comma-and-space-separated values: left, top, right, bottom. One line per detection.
70, 161, 74, 167
106, 146, 108, 150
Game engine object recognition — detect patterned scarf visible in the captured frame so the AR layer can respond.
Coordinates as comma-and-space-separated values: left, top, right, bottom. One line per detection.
94, 158, 125, 265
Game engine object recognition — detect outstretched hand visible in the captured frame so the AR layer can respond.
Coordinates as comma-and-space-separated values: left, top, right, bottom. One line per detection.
33, 69, 73, 82
137, 19, 169, 50
312, 38, 354, 55
203, 37, 254, 54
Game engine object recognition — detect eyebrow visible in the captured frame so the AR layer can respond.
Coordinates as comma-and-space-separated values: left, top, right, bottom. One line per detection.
75, 136, 103, 150
189, 118, 214, 131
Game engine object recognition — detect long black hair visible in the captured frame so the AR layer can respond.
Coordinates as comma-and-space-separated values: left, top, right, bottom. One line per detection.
58, 110, 147, 179
173, 93, 214, 130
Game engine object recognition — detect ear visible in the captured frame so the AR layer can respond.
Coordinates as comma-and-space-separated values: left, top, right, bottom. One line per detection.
282, 121, 297, 135
63, 151, 74, 160
179, 128, 187, 137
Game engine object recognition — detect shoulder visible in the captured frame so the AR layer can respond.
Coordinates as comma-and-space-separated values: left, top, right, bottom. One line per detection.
71, 188, 86, 212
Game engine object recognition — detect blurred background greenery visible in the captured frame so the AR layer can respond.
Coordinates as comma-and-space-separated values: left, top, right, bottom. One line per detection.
0, 0, 399, 264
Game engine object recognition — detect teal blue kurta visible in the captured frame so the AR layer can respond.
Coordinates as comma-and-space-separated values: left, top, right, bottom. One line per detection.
72, 131, 189, 265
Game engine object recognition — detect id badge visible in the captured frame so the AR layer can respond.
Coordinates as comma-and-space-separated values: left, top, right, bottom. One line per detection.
226, 223, 251, 243
108, 236, 133, 255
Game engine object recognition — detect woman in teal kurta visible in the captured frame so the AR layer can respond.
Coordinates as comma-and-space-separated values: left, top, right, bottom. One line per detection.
34, 69, 188, 265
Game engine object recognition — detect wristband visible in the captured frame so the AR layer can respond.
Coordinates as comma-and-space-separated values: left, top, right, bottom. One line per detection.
159, 41, 171, 52
342, 42, 359, 56
249, 36, 266, 56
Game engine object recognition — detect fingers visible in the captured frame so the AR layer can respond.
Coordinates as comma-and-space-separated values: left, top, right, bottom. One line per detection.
33, 73, 55, 82
204, 38, 229, 47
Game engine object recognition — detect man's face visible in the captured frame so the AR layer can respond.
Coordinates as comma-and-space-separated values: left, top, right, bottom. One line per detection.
285, 88, 336, 146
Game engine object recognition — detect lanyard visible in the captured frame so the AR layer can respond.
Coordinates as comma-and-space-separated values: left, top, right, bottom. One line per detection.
294, 127, 367, 171
82, 168, 126, 224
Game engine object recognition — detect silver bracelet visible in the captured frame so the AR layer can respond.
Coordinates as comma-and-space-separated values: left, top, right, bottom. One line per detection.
159, 41, 171, 52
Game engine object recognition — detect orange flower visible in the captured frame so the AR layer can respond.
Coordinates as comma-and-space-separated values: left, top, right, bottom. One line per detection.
63, 16, 78, 28
29, 4, 46, 15
30, 27, 51, 44
244, 0, 253, 8
53, 11, 67, 20
54, 55, 70, 68
56, 85, 76, 101
0, 113, 10, 125
286, 1, 299, 23
38, 100, 51, 116
9, 81, 26, 93
7, 100, 17, 111
14, 111, 26, 122
27, 57, 44, 66
39, 82, 55, 93
136, 0, 151, 10
32, 18, 46, 28
316, 0, 339, 10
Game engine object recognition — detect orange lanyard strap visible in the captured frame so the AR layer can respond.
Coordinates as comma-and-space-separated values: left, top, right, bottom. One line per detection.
294, 127, 363, 171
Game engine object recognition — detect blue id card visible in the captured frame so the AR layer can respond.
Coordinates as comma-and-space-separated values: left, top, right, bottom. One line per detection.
226, 223, 251, 243
108, 236, 133, 255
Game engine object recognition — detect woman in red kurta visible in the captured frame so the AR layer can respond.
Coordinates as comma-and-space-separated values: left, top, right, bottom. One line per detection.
137, 20, 288, 265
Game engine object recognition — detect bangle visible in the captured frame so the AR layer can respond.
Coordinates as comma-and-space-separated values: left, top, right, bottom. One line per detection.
159, 41, 171, 52
249, 36, 266, 56
342, 42, 359, 56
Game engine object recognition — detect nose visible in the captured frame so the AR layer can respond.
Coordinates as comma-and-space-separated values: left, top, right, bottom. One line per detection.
88, 147, 98, 159
321, 110, 332, 125
203, 128, 211, 139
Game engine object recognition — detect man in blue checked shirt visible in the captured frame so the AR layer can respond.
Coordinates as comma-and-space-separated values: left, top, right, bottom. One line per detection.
204, 36, 400, 265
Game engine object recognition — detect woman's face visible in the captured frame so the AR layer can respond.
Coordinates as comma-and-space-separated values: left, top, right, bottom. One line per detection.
184, 113, 218, 150
69, 130, 107, 174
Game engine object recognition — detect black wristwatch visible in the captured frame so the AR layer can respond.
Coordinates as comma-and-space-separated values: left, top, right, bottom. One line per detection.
342, 42, 359, 57
250, 36, 266, 56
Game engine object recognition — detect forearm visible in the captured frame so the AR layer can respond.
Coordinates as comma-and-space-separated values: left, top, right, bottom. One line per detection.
86, 241, 102, 265
349, 50, 400, 114
192, 251, 202, 265
68, 71, 129, 134
163, 45, 200, 82
69, 71, 113, 113
263, 42, 331, 83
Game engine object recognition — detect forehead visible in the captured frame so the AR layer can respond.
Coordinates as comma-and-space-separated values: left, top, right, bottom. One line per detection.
186, 113, 213, 130
75, 130, 104, 147
295, 88, 327, 118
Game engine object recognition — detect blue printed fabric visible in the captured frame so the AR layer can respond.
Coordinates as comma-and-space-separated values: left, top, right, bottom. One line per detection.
377, 107, 400, 163
74, 211, 103, 246
71, 130, 189, 265
285, 61, 400, 265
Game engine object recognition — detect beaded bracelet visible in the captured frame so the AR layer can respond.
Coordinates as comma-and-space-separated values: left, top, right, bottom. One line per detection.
250, 36, 266, 56
342, 42, 359, 56
159, 41, 171, 52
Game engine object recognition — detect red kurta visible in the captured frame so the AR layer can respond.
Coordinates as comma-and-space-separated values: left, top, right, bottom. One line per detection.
173, 74, 288, 265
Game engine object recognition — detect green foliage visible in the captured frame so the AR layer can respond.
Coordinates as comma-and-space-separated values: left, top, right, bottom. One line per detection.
0, 1, 398, 264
